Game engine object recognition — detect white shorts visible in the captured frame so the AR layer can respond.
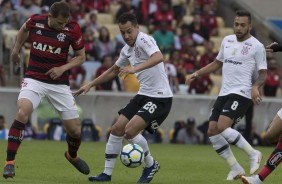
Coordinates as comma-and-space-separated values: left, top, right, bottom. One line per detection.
18, 78, 79, 120
277, 108, 282, 119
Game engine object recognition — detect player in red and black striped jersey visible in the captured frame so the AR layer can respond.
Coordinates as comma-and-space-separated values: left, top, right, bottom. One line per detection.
3, 2, 90, 180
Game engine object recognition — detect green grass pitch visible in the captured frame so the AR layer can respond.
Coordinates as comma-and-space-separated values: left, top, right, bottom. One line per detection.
0, 140, 281, 184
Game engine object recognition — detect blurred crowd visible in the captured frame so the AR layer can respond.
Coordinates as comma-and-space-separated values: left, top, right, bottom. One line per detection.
0, 0, 281, 96
0, 0, 282, 145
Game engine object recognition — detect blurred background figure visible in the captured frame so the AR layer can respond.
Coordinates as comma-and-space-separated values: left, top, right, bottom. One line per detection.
0, 115, 9, 140
263, 57, 281, 97
176, 117, 203, 144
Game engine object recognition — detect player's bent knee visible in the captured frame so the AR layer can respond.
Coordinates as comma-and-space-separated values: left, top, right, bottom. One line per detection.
111, 124, 125, 137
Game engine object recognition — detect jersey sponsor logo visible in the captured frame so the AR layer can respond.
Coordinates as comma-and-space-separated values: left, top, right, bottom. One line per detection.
32, 42, 62, 54
227, 39, 234, 43
35, 23, 44, 28
224, 59, 242, 65
241, 46, 250, 55
57, 33, 66, 42
141, 37, 153, 47
269, 152, 282, 165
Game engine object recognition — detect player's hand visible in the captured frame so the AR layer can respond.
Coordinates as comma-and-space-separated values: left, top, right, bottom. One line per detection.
10, 50, 20, 66
185, 72, 199, 85
265, 42, 278, 52
251, 86, 262, 105
72, 83, 92, 96
45, 67, 64, 80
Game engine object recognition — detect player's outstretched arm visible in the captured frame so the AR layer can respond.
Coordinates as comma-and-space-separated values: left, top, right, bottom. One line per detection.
185, 60, 222, 85
266, 42, 282, 52
72, 64, 120, 96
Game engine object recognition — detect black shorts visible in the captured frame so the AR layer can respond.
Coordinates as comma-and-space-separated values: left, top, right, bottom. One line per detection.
209, 93, 252, 124
118, 94, 172, 131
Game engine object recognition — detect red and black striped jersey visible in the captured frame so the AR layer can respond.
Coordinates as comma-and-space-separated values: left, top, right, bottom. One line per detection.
25, 14, 84, 85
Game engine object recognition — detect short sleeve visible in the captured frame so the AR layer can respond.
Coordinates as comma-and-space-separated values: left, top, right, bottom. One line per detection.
216, 37, 226, 62
115, 46, 130, 68
25, 15, 37, 31
138, 35, 160, 57
71, 23, 84, 50
255, 44, 267, 70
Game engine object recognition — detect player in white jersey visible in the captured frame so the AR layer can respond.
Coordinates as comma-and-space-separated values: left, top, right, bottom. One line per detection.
73, 12, 173, 183
186, 10, 267, 181
241, 43, 282, 184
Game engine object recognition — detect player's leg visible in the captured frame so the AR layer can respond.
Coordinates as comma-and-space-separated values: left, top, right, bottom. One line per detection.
218, 95, 262, 175
208, 120, 245, 180
208, 96, 244, 180
89, 95, 143, 182
126, 96, 172, 183
3, 79, 41, 179
47, 84, 89, 175
88, 114, 128, 182
244, 112, 282, 183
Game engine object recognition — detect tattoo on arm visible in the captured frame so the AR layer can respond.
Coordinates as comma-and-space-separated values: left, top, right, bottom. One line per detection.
254, 69, 267, 88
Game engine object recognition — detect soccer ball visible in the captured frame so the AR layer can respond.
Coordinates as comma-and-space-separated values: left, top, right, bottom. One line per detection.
120, 143, 144, 168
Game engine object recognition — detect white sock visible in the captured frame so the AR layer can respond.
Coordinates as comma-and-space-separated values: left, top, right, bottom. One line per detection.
104, 134, 123, 175
221, 127, 254, 155
128, 134, 154, 168
209, 134, 239, 169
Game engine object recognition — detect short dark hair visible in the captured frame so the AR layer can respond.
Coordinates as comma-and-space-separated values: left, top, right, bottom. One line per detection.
117, 12, 138, 26
236, 10, 251, 23
50, 1, 70, 18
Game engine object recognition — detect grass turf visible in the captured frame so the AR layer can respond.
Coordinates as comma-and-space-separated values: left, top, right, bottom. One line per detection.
0, 140, 281, 184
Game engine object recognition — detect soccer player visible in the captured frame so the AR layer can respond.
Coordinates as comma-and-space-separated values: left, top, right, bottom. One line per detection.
73, 12, 173, 183
3, 2, 90, 179
241, 43, 282, 184
186, 10, 267, 181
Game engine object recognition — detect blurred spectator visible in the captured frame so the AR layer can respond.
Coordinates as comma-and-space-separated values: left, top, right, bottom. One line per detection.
189, 13, 210, 41
200, 3, 218, 36
152, 20, 175, 55
188, 74, 213, 94
0, 115, 8, 140
180, 39, 198, 73
176, 117, 203, 144
198, 40, 217, 68
115, 0, 142, 24
94, 26, 116, 61
153, 1, 174, 30
17, 0, 41, 28
140, 0, 160, 25
0, 0, 17, 30
170, 49, 187, 84
84, 28, 98, 62
69, 65, 86, 90
165, 59, 179, 93
172, 0, 187, 25
0, 64, 6, 86
170, 120, 185, 143
85, 11, 101, 38
82, 0, 110, 13
94, 54, 122, 91
66, 0, 87, 27
263, 58, 281, 97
